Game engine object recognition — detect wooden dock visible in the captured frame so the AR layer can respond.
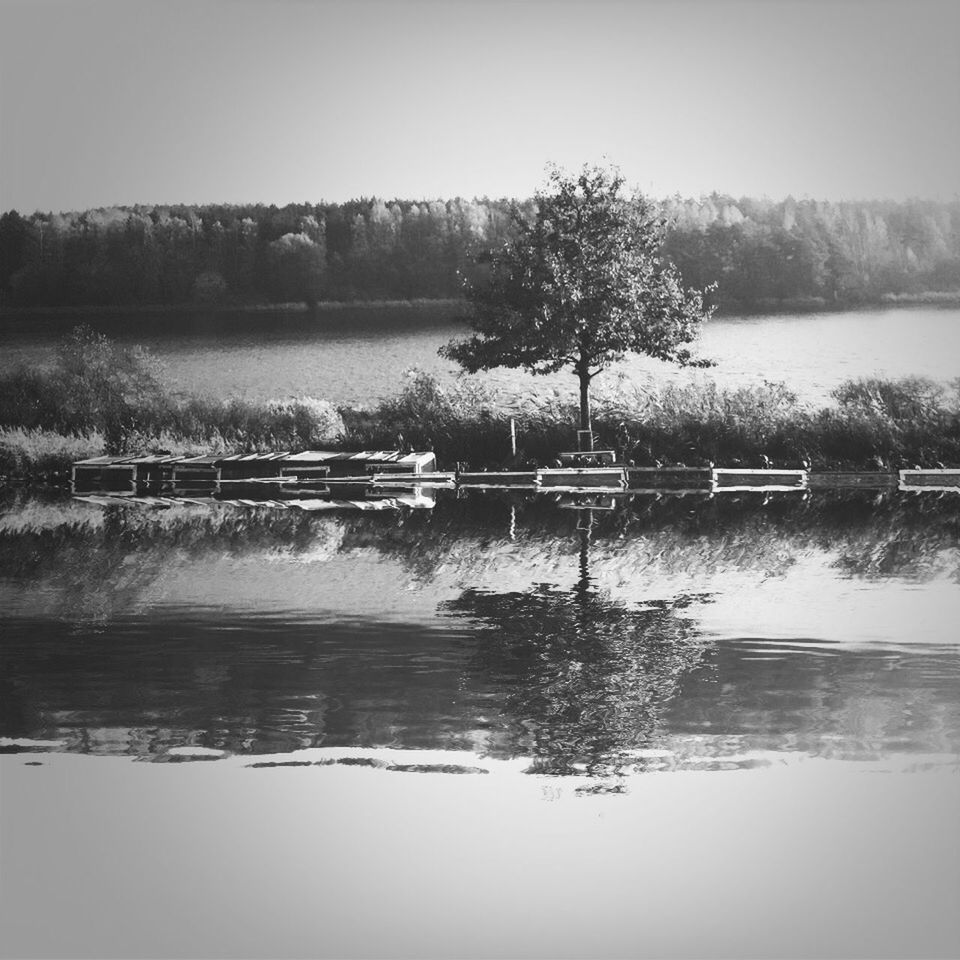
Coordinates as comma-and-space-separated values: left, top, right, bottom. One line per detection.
73, 450, 439, 495
72, 452, 960, 501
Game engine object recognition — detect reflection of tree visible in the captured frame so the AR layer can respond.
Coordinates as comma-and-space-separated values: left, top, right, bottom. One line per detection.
443, 517, 711, 777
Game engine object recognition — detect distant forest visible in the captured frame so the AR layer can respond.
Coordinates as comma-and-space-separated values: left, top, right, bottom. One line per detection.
1, 195, 958, 312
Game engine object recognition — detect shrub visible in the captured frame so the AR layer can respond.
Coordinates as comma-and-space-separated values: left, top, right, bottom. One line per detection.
262, 397, 345, 447
0, 366, 65, 430
832, 376, 949, 422
54, 325, 168, 437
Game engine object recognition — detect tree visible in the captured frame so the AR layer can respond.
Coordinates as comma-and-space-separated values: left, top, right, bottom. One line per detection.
441, 165, 715, 444
0, 210, 29, 299
268, 230, 326, 309
54, 325, 166, 447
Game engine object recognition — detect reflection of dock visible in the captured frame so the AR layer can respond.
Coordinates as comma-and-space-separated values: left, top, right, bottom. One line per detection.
807, 472, 899, 490
73, 451, 960, 500
74, 488, 437, 512
73, 450, 441, 496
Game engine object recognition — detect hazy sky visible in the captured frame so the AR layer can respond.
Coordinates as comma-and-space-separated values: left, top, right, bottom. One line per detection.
1, 0, 958, 212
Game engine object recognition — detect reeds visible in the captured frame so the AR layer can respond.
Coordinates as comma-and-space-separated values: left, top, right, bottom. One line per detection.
340, 372, 960, 470
0, 428, 104, 479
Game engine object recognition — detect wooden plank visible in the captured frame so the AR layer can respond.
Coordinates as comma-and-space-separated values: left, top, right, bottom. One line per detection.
713, 468, 806, 488
629, 488, 714, 497
369, 472, 454, 484
627, 467, 713, 490
559, 450, 617, 465
176, 455, 222, 465
538, 467, 626, 489
282, 451, 340, 463
73, 456, 121, 466
807, 472, 898, 489
280, 467, 331, 479
458, 471, 538, 486
899, 469, 960, 490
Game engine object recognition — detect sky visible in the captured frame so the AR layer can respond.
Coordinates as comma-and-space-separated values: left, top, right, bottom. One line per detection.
1, 0, 958, 212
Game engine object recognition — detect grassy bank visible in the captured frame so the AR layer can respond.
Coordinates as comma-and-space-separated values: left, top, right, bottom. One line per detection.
2, 346, 959, 482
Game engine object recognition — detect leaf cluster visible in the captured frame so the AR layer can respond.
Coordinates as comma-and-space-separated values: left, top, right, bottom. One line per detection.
442, 165, 715, 382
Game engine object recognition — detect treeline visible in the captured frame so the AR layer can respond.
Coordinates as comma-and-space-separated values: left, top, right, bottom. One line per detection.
1, 194, 958, 311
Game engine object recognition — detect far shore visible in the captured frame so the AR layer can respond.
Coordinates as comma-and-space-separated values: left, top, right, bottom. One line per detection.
0, 297, 467, 323
2, 290, 959, 323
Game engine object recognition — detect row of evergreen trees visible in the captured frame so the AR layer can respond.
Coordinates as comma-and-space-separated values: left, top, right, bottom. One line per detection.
1, 194, 958, 311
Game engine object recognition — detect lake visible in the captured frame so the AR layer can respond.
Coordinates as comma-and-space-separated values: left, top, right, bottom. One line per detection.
2, 303, 959, 406
2, 301, 960, 957
2, 487, 959, 958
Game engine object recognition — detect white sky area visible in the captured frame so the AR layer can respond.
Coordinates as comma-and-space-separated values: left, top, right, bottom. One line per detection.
1, 0, 958, 212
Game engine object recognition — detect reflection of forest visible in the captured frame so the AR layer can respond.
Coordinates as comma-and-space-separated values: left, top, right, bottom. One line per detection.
662, 638, 960, 764
2, 489, 959, 768
0, 613, 481, 757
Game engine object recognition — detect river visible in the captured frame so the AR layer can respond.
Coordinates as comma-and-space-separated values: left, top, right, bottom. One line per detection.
1, 303, 959, 406
1, 487, 959, 958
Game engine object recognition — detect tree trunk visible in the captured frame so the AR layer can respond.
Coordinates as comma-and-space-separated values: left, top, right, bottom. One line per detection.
578, 369, 592, 439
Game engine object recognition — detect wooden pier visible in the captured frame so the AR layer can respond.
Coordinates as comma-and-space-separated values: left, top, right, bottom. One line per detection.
73, 450, 439, 495
73, 451, 960, 503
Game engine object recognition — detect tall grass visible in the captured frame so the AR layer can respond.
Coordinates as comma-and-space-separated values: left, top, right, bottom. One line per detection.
337, 371, 960, 470
0, 428, 104, 479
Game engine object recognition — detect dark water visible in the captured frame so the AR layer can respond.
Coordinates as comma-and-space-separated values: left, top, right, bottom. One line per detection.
2, 304, 959, 404
3, 488, 959, 773
4, 487, 960, 959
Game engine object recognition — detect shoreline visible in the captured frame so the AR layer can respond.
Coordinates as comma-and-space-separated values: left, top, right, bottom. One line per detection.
2, 291, 959, 323
0, 297, 467, 323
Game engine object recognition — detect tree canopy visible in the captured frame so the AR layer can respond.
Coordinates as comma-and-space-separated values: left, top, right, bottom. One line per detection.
441, 165, 715, 439
2, 193, 959, 311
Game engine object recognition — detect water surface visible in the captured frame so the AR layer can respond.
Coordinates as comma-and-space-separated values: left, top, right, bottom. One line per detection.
2, 304, 958, 404
3, 488, 958, 769
2, 488, 959, 959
